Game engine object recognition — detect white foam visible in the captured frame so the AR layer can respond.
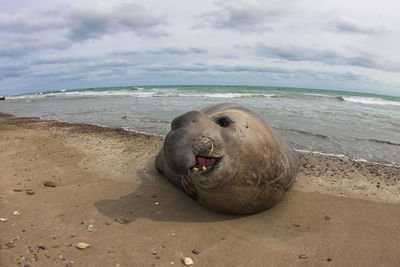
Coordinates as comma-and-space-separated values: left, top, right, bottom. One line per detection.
177, 93, 275, 98
343, 97, 400, 106
7, 90, 158, 99
294, 149, 399, 168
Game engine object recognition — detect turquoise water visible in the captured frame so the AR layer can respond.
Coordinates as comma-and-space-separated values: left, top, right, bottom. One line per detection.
1, 85, 400, 166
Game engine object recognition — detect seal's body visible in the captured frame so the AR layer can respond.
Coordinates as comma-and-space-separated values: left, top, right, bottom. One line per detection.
155, 103, 298, 214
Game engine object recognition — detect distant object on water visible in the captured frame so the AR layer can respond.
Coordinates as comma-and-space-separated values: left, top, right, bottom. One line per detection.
0, 96, 5, 101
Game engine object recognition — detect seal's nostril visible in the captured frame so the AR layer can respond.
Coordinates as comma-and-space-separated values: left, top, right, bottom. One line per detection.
192, 136, 215, 157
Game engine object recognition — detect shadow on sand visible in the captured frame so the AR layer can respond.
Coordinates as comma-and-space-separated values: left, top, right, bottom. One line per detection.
94, 158, 242, 223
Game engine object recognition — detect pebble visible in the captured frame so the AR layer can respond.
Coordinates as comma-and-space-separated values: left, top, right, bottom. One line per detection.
43, 181, 57, 187
76, 242, 91, 249
5, 241, 17, 248
13, 211, 20, 216
0, 217, 7, 222
192, 249, 200, 255
87, 225, 94, 231
66, 263, 73, 267
38, 245, 46, 250
24, 264, 30, 267
182, 257, 194, 266
114, 218, 129, 224
155, 256, 160, 259
26, 189, 35, 195
299, 254, 308, 259
13, 188, 24, 192
154, 202, 160, 205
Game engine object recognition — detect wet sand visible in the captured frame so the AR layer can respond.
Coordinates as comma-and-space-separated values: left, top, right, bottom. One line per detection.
1, 113, 400, 266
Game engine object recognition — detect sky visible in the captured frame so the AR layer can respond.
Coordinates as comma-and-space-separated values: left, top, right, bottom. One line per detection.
1, 0, 400, 96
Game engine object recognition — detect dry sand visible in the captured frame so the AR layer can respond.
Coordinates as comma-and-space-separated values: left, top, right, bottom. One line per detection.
1, 113, 400, 266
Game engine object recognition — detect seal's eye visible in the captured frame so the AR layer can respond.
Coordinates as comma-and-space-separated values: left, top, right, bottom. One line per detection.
215, 116, 233, 127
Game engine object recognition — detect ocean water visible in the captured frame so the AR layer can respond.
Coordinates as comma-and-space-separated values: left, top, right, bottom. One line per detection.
1, 85, 400, 167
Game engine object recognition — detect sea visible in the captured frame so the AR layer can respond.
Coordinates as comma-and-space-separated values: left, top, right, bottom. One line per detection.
1, 85, 399, 167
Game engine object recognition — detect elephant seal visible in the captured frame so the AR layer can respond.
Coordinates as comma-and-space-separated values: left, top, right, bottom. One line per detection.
155, 103, 298, 214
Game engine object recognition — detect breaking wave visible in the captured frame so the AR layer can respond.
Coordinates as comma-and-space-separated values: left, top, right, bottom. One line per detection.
341, 96, 400, 106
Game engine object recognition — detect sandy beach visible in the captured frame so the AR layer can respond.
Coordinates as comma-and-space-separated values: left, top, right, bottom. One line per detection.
1, 113, 400, 266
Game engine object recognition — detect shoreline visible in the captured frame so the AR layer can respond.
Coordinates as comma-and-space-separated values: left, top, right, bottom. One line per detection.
3, 111, 398, 168
1, 112, 400, 266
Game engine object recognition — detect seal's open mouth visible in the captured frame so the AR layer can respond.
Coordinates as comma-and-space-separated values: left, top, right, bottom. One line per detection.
190, 156, 221, 174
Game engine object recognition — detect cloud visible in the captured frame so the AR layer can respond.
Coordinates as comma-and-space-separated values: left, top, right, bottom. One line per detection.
0, 11, 67, 33
146, 47, 207, 55
327, 17, 386, 34
32, 57, 87, 65
254, 45, 400, 72
0, 3, 167, 41
0, 64, 28, 80
0, 37, 71, 58
66, 3, 167, 41
199, 0, 293, 32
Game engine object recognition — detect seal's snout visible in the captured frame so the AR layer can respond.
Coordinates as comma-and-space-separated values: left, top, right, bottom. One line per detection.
164, 111, 223, 175
164, 128, 196, 175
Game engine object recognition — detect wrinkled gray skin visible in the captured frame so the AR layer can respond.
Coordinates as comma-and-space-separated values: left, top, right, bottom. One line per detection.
155, 103, 298, 214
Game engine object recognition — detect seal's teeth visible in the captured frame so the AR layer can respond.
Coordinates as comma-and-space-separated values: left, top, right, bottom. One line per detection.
202, 166, 207, 171
193, 167, 199, 171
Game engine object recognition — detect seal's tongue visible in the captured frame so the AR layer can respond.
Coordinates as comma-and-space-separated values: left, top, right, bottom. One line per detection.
197, 157, 216, 167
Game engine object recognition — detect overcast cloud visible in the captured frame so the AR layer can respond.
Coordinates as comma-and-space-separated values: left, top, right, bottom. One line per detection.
0, 0, 399, 96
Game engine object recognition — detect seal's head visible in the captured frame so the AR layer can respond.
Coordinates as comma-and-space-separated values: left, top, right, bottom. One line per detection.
155, 103, 298, 214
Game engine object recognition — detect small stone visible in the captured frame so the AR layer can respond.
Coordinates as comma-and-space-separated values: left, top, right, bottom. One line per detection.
327, 258, 332, 262
43, 181, 57, 187
26, 191, 35, 195
115, 264, 121, 267
182, 257, 193, 266
0, 217, 7, 222
152, 251, 157, 255
155, 256, 160, 259
5, 241, 16, 248
192, 249, 200, 255
76, 242, 90, 249
87, 225, 94, 231
13, 211, 20, 216
66, 263, 73, 267
171, 233, 176, 236
14, 188, 24, 192
324, 216, 330, 220
38, 245, 46, 250
170, 261, 175, 264
114, 218, 129, 224
24, 264, 30, 267
154, 202, 159, 205
299, 254, 308, 259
